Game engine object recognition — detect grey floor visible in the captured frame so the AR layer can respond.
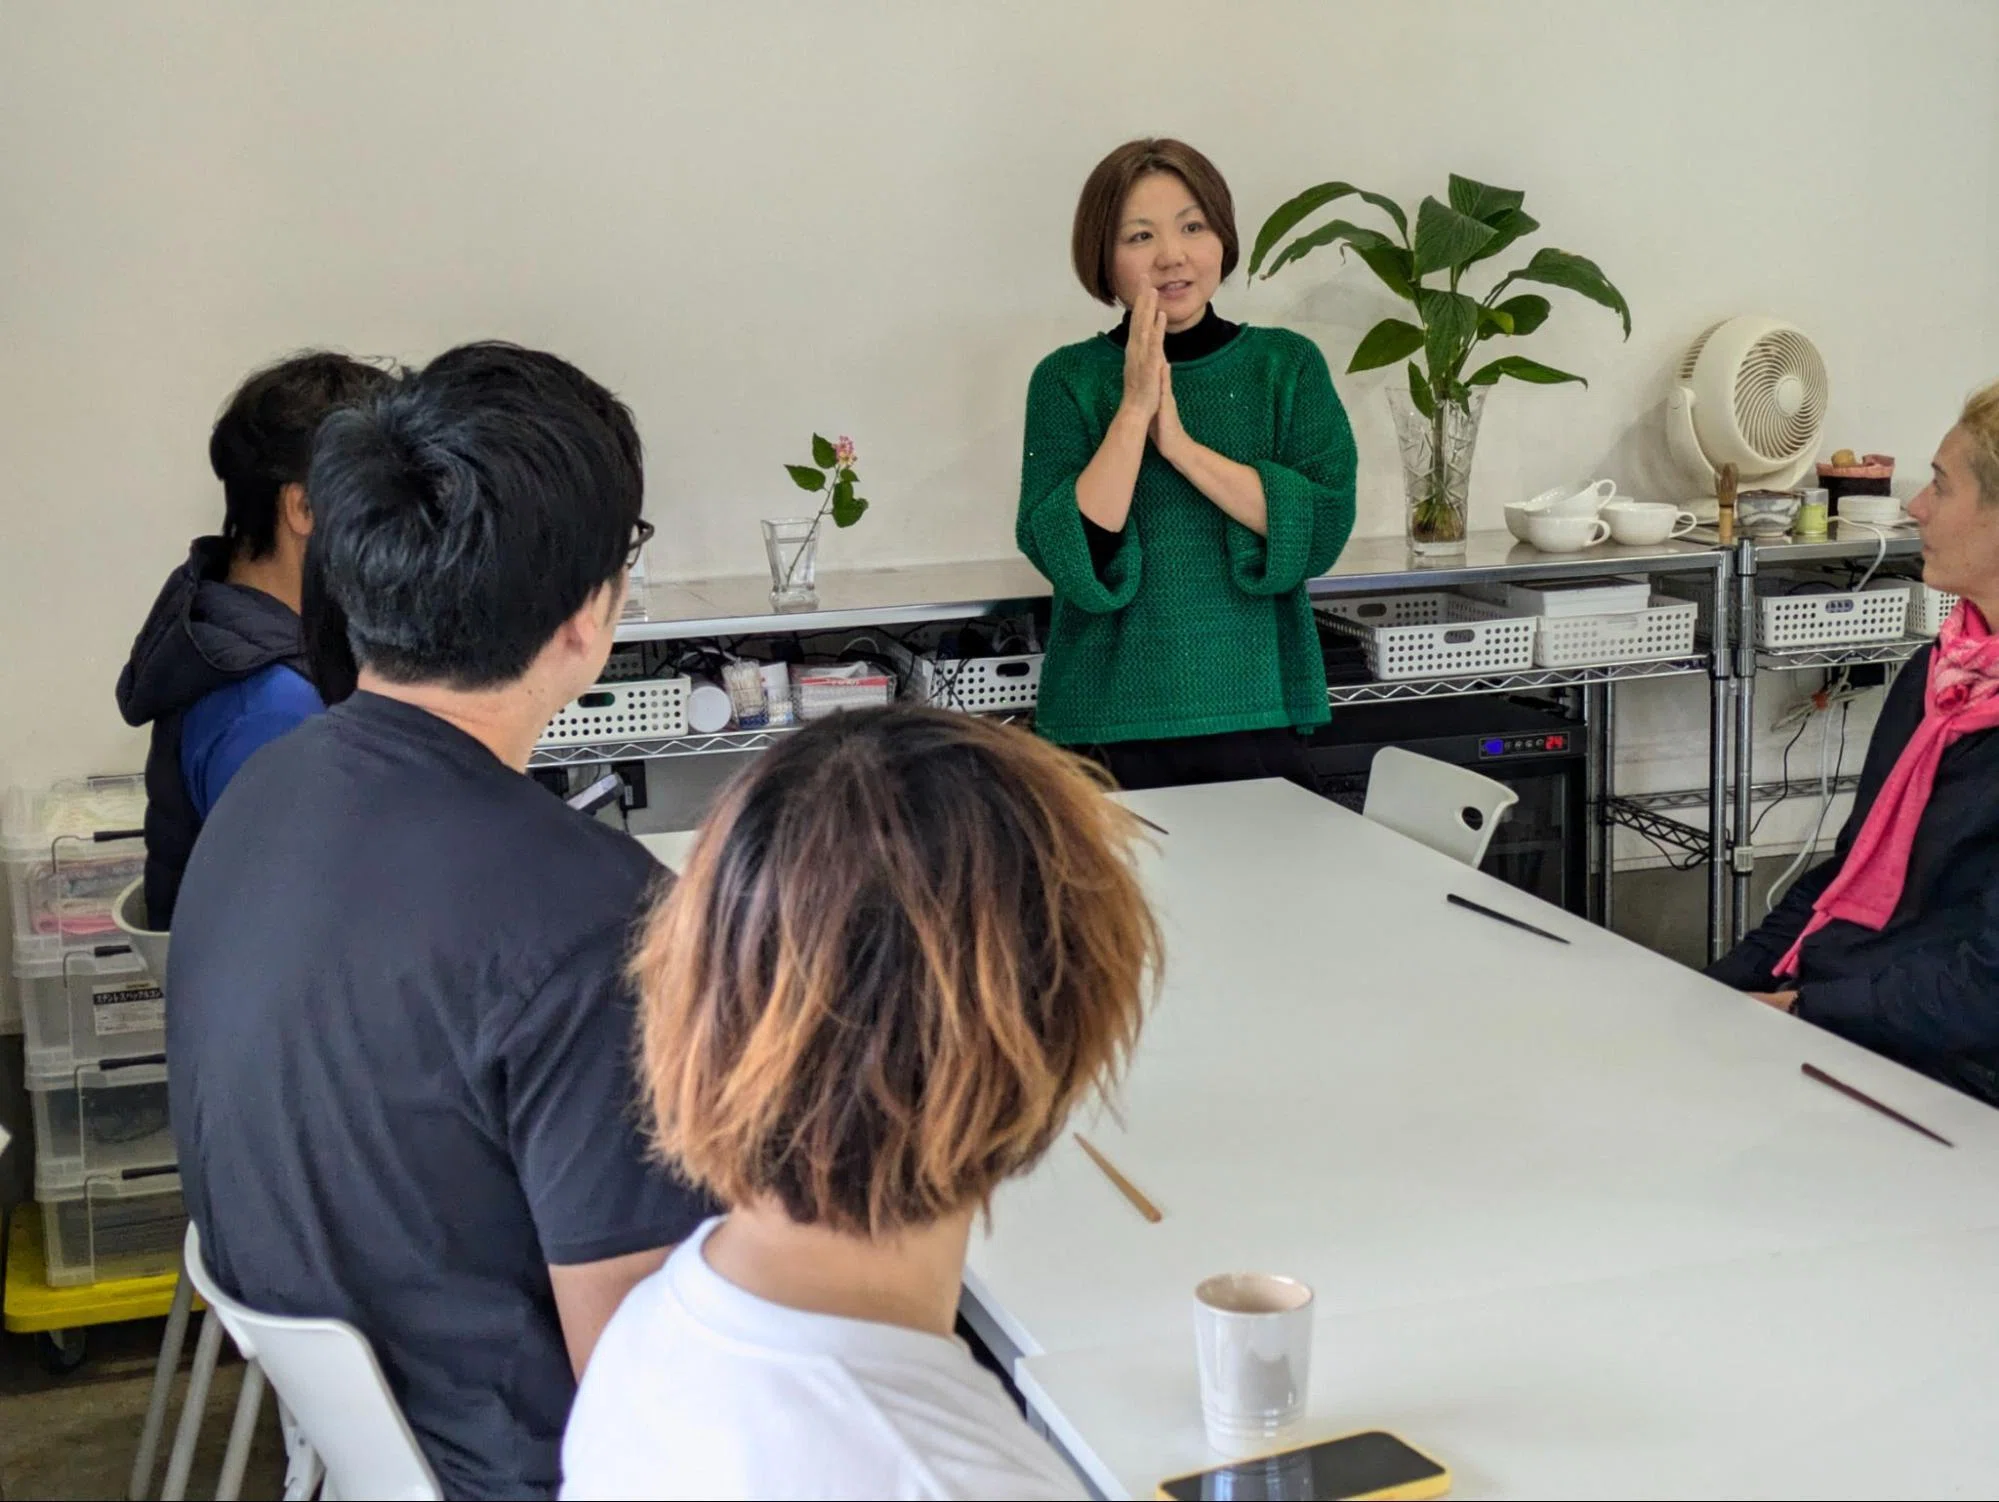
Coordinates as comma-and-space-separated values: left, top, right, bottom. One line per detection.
0, 852, 1741, 1500
0, 1313, 286, 1502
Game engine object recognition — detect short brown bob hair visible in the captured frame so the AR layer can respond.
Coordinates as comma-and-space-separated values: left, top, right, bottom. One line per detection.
1072, 137, 1239, 305
633, 706, 1161, 1238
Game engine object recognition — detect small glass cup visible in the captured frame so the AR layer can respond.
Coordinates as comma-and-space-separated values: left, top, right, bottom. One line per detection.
762, 518, 819, 610
1192, 1273, 1315, 1456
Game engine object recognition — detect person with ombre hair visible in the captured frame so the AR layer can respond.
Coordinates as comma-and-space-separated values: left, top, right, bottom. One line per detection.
1712, 379, 1999, 1103
562, 706, 1161, 1501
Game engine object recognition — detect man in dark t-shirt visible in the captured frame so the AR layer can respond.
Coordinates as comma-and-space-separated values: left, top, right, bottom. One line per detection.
167, 343, 704, 1499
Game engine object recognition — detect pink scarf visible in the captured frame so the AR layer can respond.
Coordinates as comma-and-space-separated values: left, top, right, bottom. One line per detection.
1777, 601, 1999, 978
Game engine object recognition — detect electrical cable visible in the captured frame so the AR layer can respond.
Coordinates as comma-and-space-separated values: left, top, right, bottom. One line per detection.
1764, 696, 1846, 914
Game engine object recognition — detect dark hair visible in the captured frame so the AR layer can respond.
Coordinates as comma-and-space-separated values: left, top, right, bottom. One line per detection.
309, 341, 645, 689
210, 352, 394, 560
1071, 138, 1239, 305
634, 707, 1162, 1237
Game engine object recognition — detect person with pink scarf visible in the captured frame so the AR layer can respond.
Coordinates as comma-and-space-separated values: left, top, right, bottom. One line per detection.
1709, 380, 1999, 1102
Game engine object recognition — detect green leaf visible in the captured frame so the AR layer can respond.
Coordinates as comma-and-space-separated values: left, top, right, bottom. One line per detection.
1412, 196, 1498, 277
785, 463, 826, 491
1351, 241, 1416, 300
1466, 354, 1589, 388
831, 488, 869, 528
1249, 181, 1408, 277
811, 434, 837, 467
1261, 219, 1396, 281
1447, 174, 1525, 224
1501, 248, 1632, 337
1347, 318, 1425, 373
1462, 207, 1539, 267
1416, 287, 1481, 387
1479, 306, 1515, 337
1406, 362, 1436, 420
1490, 294, 1551, 337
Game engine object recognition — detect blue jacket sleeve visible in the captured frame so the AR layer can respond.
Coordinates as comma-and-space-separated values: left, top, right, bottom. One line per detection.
1226, 337, 1358, 597
1017, 362, 1143, 615
182, 666, 325, 819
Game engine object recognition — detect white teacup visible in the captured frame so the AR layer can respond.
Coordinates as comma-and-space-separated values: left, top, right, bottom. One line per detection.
1504, 486, 1569, 542
1544, 478, 1618, 518
1525, 513, 1611, 552
1193, 1273, 1315, 1456
1602, 500, 1698, 545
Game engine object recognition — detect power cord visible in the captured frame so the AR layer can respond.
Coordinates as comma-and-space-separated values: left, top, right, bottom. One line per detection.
1764, 700, 1851, 914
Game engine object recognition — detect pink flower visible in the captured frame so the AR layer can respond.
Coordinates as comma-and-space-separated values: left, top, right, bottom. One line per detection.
834, 435, 857, 468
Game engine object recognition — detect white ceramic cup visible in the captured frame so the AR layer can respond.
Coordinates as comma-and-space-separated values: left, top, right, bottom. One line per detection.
1193, 1273, 1315, 1456
1524, 513, 1611, 552
1602, 500, 1697, 545
1545, 477, 1617, 517
1503, 486, 1569, 542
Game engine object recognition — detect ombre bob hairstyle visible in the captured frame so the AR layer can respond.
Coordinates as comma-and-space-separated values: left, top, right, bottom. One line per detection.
631, 706, 1161, 1238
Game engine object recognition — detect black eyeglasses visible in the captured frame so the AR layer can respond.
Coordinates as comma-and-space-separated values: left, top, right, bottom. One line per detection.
625, 517, 656, 571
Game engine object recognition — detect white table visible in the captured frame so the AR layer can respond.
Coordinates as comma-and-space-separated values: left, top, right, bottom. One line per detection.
960, 780, 1999, 1499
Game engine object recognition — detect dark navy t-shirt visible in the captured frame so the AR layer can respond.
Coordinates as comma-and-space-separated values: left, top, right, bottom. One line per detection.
166, 692, 709, 1500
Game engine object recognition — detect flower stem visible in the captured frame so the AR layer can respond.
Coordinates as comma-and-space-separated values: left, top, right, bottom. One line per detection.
780, 484, 836, 591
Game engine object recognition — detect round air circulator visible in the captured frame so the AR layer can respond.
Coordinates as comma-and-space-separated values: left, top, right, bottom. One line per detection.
1665, 315, 1829, 498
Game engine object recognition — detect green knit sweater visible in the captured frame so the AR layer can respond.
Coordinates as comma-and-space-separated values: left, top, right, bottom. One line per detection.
1016, 325, 1358, 746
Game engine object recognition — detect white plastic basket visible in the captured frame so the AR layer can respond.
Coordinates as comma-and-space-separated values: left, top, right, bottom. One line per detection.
913, 655, 1043, 713
1910, 585, 1959, 638
795, 663, 896, 720
539, 677, 691, 746
1318, 593, 1536, 681
1533, 596, 1700, 668
1757, 584, 1913, 649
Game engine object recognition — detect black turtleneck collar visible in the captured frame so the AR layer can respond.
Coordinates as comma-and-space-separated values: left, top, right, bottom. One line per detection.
1106, 305, 1241, 363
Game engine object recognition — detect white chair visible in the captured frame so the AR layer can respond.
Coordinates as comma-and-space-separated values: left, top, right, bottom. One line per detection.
1362, 746, 1520, 868
179, 1224, 441, 1502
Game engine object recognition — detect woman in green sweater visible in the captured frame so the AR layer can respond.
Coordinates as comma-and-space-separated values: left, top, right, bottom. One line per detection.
1017, 137, 1359, 789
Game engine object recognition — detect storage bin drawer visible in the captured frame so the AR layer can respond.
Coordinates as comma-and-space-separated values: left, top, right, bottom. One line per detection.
29, 1058, 175, 1190
3, 777, 147, 969
39, 1168, 186, 1287
18, 946, 163, 1075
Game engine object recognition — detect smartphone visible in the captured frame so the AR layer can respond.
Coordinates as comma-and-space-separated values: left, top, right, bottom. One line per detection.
1155, 1429, 1450, 1501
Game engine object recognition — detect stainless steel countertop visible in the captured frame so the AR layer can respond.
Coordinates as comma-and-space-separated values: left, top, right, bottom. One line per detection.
618, 532, 1730, 642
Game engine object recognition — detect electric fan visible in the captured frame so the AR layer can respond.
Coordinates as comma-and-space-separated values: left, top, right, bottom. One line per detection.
1664, 315, 1829, 518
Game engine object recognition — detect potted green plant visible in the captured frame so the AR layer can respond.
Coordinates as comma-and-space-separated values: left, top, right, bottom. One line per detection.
1248, 175, 1630, 555
767, 433, 869, 608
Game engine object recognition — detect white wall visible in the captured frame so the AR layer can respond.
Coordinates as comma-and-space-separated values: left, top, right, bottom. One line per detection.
3, 0, 1996, 803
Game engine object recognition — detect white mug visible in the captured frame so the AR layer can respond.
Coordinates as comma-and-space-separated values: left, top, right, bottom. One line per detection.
1525, 513, 1611, 552
1193, 1273, 1315, 1456
1603, 500, 1697, 545
1545, 478, 1618, 517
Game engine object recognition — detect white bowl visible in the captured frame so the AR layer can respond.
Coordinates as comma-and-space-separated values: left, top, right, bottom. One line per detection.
1838, 494, 1907, 528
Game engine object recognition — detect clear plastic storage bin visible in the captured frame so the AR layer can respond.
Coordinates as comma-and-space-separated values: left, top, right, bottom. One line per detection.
29, 1057, 176, 1187
4, 777, 147, 969
38, 1168, 186, 1287
18, 945, 162, 1075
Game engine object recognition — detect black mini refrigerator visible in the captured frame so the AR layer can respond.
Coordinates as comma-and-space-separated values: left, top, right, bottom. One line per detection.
1303, 696, 1590, 916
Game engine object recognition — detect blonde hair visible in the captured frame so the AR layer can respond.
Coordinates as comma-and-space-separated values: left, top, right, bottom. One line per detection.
1963, 378, 1999, 505
632, 706, 1161, 1238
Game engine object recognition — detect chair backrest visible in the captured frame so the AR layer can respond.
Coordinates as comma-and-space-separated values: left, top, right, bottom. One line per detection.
1362, 746, 1520, 868
112, 878, 172, 984
181, 1225, 441, 1502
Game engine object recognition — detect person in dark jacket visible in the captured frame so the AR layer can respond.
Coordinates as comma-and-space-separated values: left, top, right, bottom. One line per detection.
1710, 378, 1999, 1103
115, 352, 392, 927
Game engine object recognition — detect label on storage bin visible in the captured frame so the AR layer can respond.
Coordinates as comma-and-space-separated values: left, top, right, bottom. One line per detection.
92, 979, 164, 1036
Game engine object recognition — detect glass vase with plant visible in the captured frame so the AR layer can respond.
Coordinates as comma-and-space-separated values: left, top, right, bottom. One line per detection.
1248, 174, 1630, 554
766, 434, 869, 608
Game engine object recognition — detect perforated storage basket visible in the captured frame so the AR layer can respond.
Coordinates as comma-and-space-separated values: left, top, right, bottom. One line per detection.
1756, 583, 1913, 649
1532, 596, 1699, 668
913, 655, 1043, 713
1910, 585, 1960, 638
38, 1168, 186, 1287
18, 945, 161, 1075
539, 677, 691, 746
29, 1057, 176, 1188
1318, 593, 1536, 681
3, 777, 147, 969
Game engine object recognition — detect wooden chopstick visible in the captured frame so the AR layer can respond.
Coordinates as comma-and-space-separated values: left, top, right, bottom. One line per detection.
1073, 1133, 1163, 1222
1801, 1063, 1954, 1148
1129, 811, 1170, 837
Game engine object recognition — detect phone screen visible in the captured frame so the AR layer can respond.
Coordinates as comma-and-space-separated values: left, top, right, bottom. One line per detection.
1159, 1430, 1446, 1501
